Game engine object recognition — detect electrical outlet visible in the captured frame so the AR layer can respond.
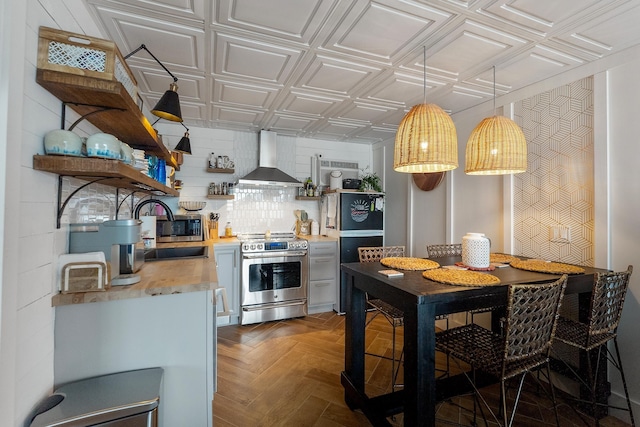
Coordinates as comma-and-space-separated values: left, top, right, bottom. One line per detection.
550, 226, 570, 243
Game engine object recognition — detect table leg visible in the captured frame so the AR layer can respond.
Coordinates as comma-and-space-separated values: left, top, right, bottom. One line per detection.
343, 271, 366, 407
403, 302, 436, 427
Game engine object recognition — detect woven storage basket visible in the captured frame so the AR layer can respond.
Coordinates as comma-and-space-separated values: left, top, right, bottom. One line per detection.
37, 26, 138, 103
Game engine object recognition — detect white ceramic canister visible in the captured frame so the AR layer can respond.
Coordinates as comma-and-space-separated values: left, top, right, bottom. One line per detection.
44, 129, 83, 156
329, 170, 343, 190
462, 232, 491, 268
86, 133, 121, 159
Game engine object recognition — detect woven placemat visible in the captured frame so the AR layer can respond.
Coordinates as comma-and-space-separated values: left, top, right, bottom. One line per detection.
510, 259, 585, 274
380, 257, 440, 271
422, 268, 501, 286
490, 253, 519, 264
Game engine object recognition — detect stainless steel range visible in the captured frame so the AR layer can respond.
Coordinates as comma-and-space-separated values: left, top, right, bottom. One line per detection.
238, 232, 308, 325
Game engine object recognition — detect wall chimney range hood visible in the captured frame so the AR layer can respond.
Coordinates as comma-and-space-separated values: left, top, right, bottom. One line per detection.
238, 130, 303, 187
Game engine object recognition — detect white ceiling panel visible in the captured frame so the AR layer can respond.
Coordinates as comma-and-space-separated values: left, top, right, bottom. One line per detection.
295, 55, 380, 95
214, 0, 337, 44
279, 92, 346, 117
213, 79, 280, 109
323, 0, 453, 62
89, 0, 206, 21
81, 0, 640, 144
213, 32, 303, 83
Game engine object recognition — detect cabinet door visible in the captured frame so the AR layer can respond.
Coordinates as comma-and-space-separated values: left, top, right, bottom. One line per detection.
214, 245, 240, 325
307, 240, 338, 312
309, 256, 336, 281
309, 279, 336, 305
309, 242, 338, 257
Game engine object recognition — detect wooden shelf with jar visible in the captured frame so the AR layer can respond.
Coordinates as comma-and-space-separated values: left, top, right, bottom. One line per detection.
295, 196, 320, 201
35, 27, 177, 169
206, 167, 235, 174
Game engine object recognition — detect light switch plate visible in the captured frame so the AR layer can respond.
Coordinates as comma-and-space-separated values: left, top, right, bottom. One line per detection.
550, 226, 570, 243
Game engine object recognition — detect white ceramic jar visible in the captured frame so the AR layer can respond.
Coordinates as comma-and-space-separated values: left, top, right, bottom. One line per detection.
86, 133, 121, 159
44, 129, 83, 156
120, 142, 134, 164
462, 232, 491, 268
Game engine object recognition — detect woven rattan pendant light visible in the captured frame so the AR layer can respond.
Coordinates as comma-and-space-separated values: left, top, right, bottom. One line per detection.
394, 47, 458, 173
465, 66, 527, 175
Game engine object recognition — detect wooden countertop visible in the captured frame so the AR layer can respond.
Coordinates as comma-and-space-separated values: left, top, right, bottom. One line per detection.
52, 240, 220, 307
299, 235, 337, 242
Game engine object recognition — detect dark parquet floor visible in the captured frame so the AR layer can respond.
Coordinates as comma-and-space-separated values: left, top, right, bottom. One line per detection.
213, 311, 632, 427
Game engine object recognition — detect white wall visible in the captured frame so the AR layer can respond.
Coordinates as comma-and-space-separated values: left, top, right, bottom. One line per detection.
0, 0, 26, 424
605, 58, 640, 418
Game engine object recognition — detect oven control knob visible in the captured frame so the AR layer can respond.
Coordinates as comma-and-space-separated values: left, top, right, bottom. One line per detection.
289, 242, 296, 249
242, 244, 248, 251
249, 244, 255, 250
257, 243, 264, 250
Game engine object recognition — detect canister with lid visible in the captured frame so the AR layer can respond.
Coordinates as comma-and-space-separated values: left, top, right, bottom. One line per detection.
462, 232, 491, 268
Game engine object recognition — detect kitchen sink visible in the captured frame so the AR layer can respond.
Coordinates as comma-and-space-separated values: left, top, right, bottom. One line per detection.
144, 246, 209, 262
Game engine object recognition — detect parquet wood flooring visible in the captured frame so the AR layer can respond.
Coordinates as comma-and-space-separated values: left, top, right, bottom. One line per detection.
213, 311, 632, 427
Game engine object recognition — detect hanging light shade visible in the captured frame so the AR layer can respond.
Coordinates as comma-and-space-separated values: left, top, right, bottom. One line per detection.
394, 103, 458, 173
151, 82, 183, 122
465, 66, 527, 175
124, 45, 184, 123
465, 115, 527, 175
174, 131, 191, 154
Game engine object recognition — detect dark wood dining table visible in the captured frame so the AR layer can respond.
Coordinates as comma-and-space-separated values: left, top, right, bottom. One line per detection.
340, 255, 608, 427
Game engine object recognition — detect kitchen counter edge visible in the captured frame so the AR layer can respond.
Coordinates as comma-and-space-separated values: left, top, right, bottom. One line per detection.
52, 240, 225, 307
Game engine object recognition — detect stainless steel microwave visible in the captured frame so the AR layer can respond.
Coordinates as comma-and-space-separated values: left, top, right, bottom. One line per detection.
156, 214, 203, 242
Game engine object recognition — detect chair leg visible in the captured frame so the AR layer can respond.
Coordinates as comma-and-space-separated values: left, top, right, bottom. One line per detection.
391, 323, 397, 390
612, 338, 636, 426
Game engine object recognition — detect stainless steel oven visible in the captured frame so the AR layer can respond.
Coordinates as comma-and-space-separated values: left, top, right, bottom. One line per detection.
239, 233, 308, 325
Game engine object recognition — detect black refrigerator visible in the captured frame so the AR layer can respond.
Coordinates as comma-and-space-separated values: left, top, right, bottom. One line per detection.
320, 190, 384, 313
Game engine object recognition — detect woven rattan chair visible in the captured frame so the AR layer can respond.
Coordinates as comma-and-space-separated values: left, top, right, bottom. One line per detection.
426, 243, 462, 258
552, 265, 635, 427
427, 243, 504, 328
436, 275, 567, 427
358, 246, 406, 389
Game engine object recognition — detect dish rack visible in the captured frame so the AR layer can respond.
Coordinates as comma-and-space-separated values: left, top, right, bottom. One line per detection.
179, 201, 207, 212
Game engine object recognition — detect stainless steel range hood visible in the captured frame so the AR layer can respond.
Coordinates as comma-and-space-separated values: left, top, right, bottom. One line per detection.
238, 130, 303, 187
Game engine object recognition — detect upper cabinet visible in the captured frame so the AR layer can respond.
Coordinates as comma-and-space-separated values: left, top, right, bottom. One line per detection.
35, 26, 176, 167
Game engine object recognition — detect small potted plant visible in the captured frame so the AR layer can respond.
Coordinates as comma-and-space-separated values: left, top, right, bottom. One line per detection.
359, 168, 382, 192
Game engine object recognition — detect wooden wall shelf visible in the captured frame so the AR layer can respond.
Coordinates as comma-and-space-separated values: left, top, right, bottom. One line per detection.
33, 155, 178, 228
207, 167, 234, 174
33, 155, 178, 196
36, 68, 177, 169
295, 196, 320, 201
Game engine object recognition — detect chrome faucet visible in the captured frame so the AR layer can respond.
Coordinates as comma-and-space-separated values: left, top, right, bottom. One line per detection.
134, 199, 175, 221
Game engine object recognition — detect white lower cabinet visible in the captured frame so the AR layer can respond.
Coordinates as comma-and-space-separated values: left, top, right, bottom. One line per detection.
214, 242, 240, 325
54, 291, 216, 427
308, 240, 338, 313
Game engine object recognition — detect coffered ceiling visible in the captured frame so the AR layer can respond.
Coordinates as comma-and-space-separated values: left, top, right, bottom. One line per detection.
84, 0, 640, 143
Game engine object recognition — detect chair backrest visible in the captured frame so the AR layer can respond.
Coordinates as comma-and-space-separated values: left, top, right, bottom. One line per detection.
503, 275, 567, 364
588, 265, 633, 337
358, 246, 405, 263
427, 243, 462, 258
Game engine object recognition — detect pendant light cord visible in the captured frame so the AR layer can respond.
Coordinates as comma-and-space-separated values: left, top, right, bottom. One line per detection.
423, 46, 427, 104
492, 65, 496, 115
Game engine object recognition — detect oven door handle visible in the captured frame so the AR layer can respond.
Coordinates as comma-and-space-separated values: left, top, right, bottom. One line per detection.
242, 300, 307, 312
242, 251, 307, 259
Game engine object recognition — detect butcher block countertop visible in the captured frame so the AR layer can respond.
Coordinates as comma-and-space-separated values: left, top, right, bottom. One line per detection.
52, 240, 221, 307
